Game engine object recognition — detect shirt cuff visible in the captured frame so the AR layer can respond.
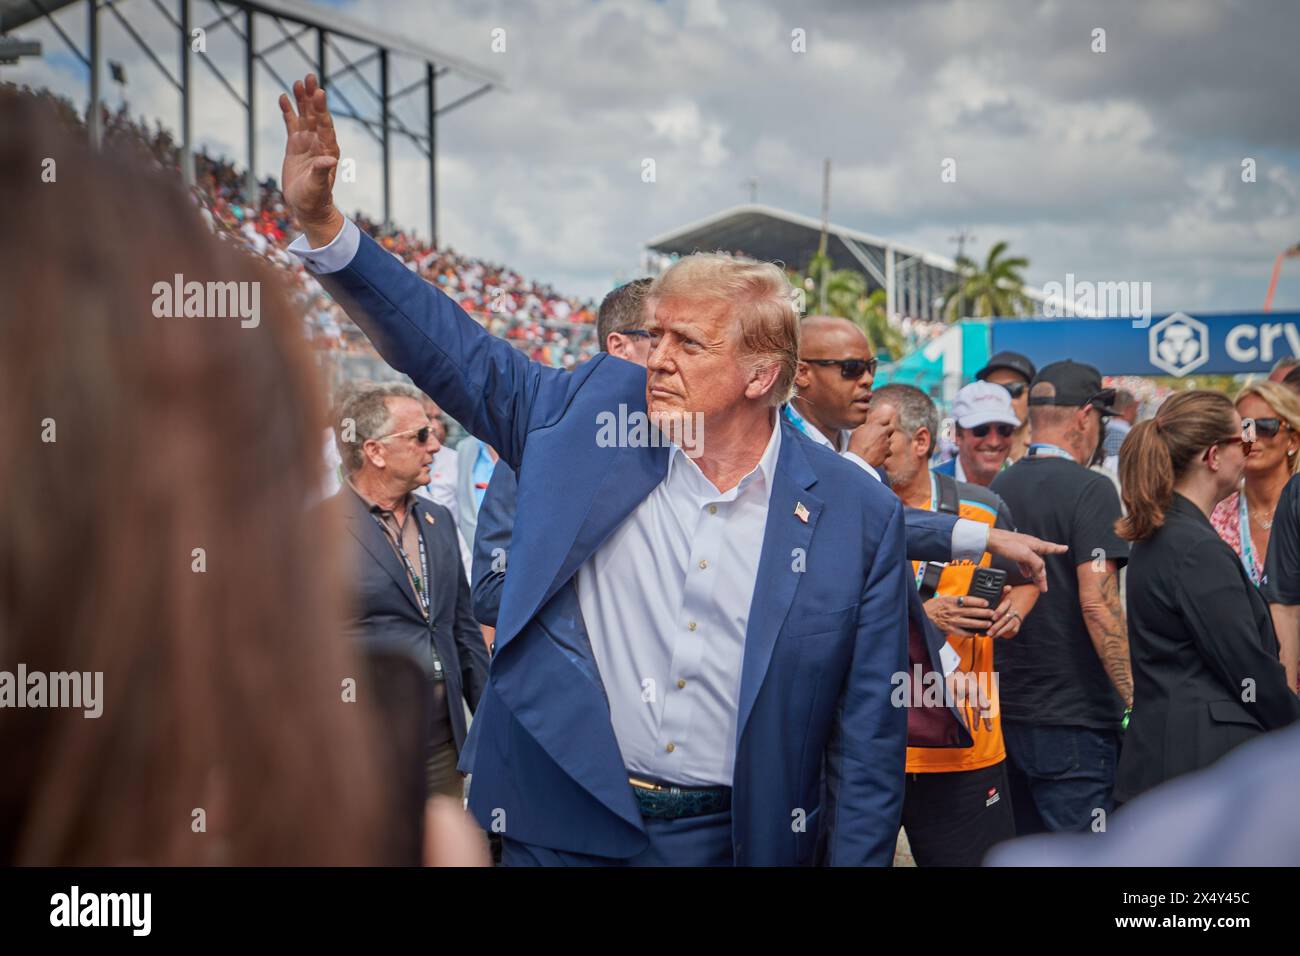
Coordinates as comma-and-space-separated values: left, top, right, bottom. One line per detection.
841, 451, 882, 482
287, 216, 360, 274
952, 518, 989, 562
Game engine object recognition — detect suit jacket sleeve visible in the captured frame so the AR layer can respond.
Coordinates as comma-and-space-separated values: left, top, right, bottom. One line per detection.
1175, 538, 1300, 732
822, 497, 910, 866
903, 507, 958, 562
452, 536, 491, 711
471, 460, 518, 627
315, 229, 572, 470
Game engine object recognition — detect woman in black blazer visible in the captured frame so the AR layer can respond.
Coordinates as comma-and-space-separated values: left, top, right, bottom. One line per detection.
1115, 390, 1300, 803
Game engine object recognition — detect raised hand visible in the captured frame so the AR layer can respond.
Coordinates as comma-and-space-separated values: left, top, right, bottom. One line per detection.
278, 73, 342, 245
848, 401, 898, 469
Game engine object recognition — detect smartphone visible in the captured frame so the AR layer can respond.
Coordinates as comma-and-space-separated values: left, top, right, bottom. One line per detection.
966, 566, 1007, 607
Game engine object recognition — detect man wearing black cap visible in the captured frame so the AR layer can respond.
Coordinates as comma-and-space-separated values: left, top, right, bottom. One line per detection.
976, 351, 1036, 464
990, 360, 1132, 835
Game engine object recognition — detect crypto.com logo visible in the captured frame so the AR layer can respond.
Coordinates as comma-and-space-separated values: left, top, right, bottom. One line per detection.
1148, 312, 1208, 377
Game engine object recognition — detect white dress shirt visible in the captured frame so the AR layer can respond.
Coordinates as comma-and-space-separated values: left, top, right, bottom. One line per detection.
416, 444, 460, 516
413, 444, 473, 576
288, 217, 362, 272
576, 419, 783, 788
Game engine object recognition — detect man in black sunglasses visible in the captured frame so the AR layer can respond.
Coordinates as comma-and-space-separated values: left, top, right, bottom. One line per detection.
976, 351, 1036, 463
784, 315, 895, 477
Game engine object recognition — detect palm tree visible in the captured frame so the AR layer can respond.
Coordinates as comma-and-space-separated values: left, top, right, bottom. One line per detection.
793, 252, 905, 360
941, 240, 1033, 320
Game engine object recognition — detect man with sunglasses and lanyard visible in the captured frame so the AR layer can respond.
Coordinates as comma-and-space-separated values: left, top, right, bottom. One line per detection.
990, 361, 1133, 834
333, 383, 491, 802
932, 382, 1022, 487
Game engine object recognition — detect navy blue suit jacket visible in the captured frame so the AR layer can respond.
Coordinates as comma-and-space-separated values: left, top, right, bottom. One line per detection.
318, 229, 968, 865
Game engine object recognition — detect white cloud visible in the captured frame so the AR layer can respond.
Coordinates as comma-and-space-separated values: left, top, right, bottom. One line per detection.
5, 0, 1299, 310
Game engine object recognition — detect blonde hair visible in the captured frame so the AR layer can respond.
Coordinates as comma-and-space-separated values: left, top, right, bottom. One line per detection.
647, 253, 799, 405
1235, 379, 1300, 475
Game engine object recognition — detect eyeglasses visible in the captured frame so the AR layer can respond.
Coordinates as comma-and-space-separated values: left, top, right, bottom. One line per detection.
995, 381, 1028, 399
805, 357, 879, 379
1250, 417, 1291, 439
376, 425, 433, 444
968, 423, 1017, 439
619, 329, 652, 339
1203, 421, 1256, 461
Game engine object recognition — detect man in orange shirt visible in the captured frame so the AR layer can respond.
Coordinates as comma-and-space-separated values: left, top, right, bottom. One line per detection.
874, 384, 1040, 866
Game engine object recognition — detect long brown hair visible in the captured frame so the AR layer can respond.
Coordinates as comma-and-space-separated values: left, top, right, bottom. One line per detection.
0, 88, 386, 863
1115, 390, 1237, 542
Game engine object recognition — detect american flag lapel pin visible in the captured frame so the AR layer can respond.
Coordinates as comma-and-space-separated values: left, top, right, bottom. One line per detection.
794, 501, 810, 523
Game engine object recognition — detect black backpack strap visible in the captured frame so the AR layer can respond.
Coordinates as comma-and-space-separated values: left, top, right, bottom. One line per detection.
934, 471, 961, 515
917, 473, 962, 600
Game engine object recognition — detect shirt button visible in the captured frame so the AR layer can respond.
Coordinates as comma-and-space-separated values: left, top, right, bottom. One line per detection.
698, 559, 708, 570
687, 621, 697, 631
708, 504, 718, 515
677, 679, 686, 689
665, 742, 676, 753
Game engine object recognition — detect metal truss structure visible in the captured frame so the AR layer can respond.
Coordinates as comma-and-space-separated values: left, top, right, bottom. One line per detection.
1, 0, 504, 243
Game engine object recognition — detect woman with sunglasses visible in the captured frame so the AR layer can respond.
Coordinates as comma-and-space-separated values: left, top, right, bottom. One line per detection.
1113, 391, 1300, 803
1210, 381, 1300, 591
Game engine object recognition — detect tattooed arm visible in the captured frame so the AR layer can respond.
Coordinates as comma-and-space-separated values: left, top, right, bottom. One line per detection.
1077, 560, 1133, 709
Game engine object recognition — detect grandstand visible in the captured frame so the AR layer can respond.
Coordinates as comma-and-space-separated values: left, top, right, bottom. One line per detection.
646, 204, 1053, 358
0, 0, 503, 241
645, 204, 971, 322
1, 84, 601, 395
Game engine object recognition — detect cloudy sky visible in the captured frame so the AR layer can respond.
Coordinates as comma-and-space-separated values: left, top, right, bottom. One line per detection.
9, 0, 1300, 310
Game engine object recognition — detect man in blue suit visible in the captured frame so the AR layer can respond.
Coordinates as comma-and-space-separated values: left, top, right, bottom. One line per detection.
474, 315, 1052, 627
278, 75, 1060, 865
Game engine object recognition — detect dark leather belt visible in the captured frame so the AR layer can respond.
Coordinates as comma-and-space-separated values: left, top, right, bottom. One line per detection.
628, 774, 732, 820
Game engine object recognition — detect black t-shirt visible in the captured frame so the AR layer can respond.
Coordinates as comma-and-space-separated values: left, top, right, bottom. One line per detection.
1262, 473, 1300, 604
990, 456, 1130, 729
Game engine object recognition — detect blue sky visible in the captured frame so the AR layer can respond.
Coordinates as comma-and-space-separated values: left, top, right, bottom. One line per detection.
7, 0, 1300, 311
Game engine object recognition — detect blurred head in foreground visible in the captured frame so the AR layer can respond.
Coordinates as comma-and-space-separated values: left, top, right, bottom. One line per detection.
0, 87, 386, 864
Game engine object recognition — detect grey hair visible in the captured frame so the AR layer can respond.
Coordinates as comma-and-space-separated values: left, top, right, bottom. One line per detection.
872, 384, 939, 457
335, 381, 427, 474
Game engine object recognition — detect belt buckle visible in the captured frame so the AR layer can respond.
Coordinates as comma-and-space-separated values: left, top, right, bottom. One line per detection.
628, 775, 667, 793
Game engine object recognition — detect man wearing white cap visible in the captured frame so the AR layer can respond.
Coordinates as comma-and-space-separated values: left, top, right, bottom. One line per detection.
933, 382, 1022, 487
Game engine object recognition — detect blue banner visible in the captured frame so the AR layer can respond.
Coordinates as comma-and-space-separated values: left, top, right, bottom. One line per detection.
989, 311, 1300, 378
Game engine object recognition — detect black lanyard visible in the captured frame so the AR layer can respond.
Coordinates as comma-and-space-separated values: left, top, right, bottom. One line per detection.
371, 508, 444, 680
